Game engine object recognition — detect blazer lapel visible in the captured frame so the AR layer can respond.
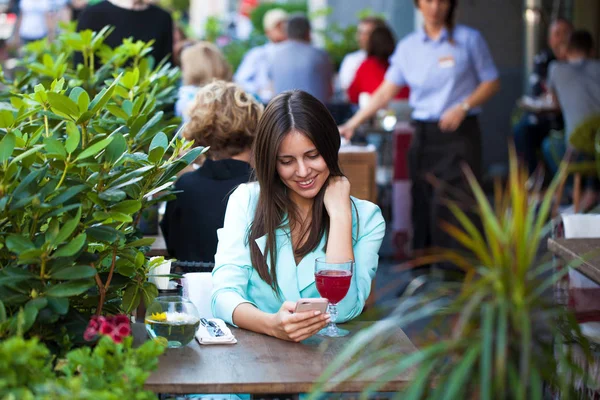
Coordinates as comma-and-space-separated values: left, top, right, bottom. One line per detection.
254, 227, 300, 301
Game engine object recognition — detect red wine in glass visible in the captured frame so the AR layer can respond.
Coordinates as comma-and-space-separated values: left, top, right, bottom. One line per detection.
314, 258, 354, 337
315, 270, 352, 304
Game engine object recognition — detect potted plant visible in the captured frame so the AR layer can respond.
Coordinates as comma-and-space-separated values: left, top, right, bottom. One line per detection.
310, 149, 595, 398
0, 26, 206, 355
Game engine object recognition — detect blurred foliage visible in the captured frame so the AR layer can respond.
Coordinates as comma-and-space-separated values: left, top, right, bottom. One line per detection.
311, 149, 594, 399
0, 335, 164, 399
313, 7, 385, 69
157, 0, 190, 15
249, 1, 308, 35
0, 26, 206, 354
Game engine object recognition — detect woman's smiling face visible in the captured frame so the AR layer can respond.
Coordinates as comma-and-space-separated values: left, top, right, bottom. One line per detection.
276, 130, 330, 206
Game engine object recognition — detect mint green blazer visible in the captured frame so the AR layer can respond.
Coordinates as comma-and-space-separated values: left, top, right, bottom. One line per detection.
211, 182, 385, 325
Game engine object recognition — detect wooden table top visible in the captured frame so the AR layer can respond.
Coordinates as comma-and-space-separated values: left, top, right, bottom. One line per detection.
144, 321, 417, 394
548, 238, 600, 284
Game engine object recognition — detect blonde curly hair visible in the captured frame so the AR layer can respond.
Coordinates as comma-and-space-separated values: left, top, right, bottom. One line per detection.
183, 81, 264, 159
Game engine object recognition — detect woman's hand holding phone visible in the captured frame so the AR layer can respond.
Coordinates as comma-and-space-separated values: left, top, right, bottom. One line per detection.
269, 301, 330, 342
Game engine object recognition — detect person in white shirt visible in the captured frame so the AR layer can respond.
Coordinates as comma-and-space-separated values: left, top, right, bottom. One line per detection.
14, 0, 68, 44
234, 8, 288, 103
338, 16, 387, 91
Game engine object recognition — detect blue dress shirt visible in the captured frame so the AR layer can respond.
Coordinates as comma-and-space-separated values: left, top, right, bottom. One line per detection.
211, 182, 386, 326
385, 25, 499, 121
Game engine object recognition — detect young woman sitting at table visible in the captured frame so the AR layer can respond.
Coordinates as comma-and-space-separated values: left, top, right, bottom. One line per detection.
211, 90, 386, 342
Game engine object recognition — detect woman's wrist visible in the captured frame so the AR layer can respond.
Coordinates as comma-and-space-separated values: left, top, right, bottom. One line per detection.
328, 206, 352, 221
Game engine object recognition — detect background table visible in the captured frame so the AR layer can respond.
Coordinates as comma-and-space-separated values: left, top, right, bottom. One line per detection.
548, 238, 600, 284
144, 322, 416, 394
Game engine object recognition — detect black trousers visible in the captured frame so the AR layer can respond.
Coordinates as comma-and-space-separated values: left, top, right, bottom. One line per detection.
408, 116, 482, 272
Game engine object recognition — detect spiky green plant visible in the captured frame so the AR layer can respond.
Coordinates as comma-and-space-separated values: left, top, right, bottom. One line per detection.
310, 149, 595, 399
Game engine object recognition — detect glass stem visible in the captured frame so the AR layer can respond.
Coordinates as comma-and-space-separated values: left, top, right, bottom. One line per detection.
328, 303, 339, 333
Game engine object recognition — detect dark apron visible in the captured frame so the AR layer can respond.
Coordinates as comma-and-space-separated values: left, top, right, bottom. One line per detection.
408, 116, 482, 272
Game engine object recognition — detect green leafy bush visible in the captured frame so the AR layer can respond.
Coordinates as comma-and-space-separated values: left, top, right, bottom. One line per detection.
0, 27, 206, 353
0, 335, 164, 399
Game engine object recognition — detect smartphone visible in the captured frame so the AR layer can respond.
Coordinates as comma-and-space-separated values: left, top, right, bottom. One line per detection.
294, 298, 329, 314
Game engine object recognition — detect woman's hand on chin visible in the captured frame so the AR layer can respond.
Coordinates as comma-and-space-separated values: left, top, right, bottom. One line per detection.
268, 301, 330, 342
324, 176, 351, 218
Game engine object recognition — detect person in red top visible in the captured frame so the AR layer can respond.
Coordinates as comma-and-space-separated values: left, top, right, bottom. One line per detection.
347, 25, 409, 104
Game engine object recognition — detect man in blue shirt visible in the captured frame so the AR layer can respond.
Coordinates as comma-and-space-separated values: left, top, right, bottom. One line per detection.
268, 14, 333, 104
234, 8, 288, 103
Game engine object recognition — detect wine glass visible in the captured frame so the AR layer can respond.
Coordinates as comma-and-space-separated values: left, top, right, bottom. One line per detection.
314, 257, 354, 337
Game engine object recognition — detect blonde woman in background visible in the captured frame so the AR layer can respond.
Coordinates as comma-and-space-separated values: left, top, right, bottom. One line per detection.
161, 81, 263, 263
176, 41, 233, 123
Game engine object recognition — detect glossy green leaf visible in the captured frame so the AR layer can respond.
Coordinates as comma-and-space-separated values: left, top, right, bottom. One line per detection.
69, 87, 90, 113
43, 137, 66, 159
134, 111, 163, 139
47, 297, 69, 315
98, 188, 127, 202
104, 132, 127, 164
74, 136, 113, 161
49, 184, 86, 207
127, 237, 155, 247
142, 281, 158, 306
47, 92, 80, 119
6, 235, 35, 253
0, 131, 16, 163
106, 105, 129, 120
54, 208, 82, 244
121, 283, 141, 314
111, 200, 141, 214
86, 226, 120, 243
9, 144, 44, 167
53, 233, 86, 258
0, 300, 5, 322
51, 265, 97, 280
180, 146, 209, 165
0, 109, 14, 128
65, 121, 80, 153
46, 279, 93, 297
89, 74, 121, 114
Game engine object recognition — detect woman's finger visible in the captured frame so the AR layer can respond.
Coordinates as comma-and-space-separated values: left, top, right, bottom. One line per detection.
293, 319, 330, 341
285, 312, 328, 332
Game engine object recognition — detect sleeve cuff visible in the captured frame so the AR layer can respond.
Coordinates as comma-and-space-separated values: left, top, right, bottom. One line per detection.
212, 290, 257, 327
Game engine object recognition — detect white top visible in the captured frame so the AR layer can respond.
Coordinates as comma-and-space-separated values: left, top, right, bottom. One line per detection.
234, 42, 276, 103
19, 0, 67, 40
338, 49, 366, 90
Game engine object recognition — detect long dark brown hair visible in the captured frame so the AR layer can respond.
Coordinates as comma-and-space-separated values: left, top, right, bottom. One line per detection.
248, 90, 345, 294
414, 0, 457, 43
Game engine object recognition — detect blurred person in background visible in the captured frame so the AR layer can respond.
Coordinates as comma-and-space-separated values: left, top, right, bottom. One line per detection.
541, 30, 600, 210
269, 13, 333, 104
234, 8, 288, 103
346, 24, 409, 104
76, 0, 173, 65
172, 24, 194, 66
11, 0, 68, 46
69, 0, 89, 21
161, 81, 263, 263
176, 41, 233, 123
513, 18, 572, 174
338, 16, 387, 93
340, 0, 500, 279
